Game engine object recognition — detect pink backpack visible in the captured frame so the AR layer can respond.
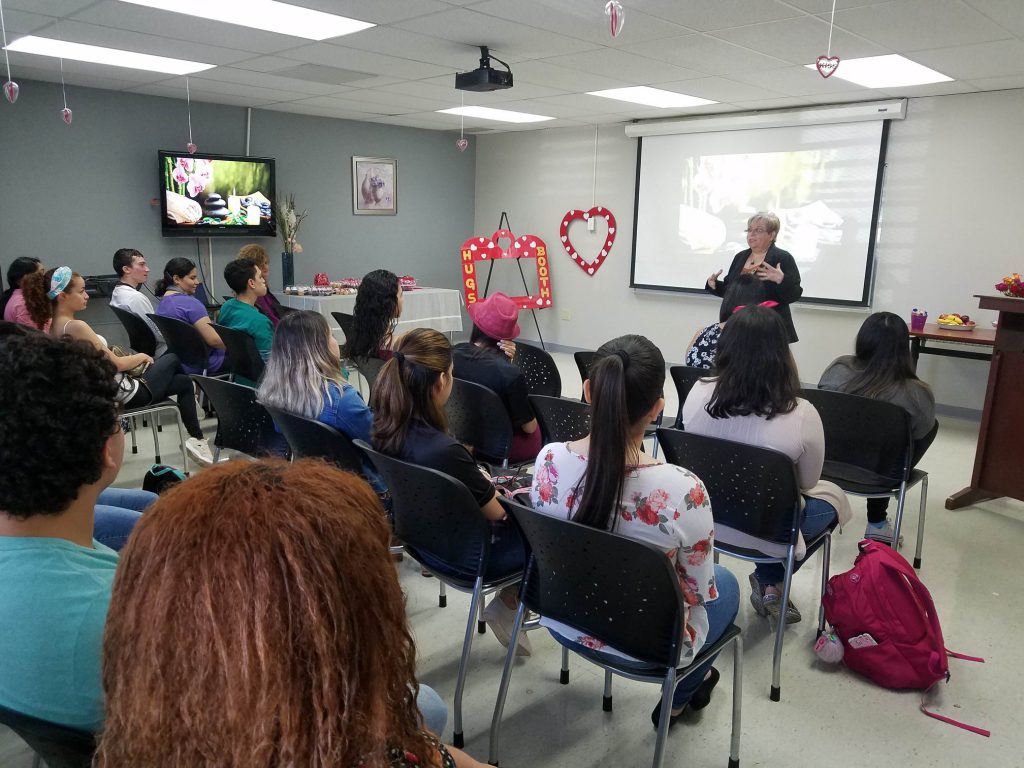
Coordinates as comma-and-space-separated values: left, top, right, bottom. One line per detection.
823, 540, 988, 735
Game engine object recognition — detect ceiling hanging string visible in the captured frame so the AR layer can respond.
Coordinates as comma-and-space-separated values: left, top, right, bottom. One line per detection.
185, 76, 197, 153
592, 125, 598, 207
0, 0, 18, 103
827, 0, 837, 57
56, 20, 71, 123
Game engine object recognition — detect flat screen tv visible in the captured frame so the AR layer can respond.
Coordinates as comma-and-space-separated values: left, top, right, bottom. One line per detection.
159, 150, 276, 238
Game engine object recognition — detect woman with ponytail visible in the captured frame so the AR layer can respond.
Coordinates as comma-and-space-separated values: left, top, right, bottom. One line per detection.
2, 257, 46, 329
531, 334, 738, 728
371, 328, 530, 656
154, 257, 226, 374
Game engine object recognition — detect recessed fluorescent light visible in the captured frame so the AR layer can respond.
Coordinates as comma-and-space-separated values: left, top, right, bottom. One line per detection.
804, 54, 952, 88
437, 106, 554, 124
4, 36, 214, 75
119, 0, 374, 41
587, 86, 717, 108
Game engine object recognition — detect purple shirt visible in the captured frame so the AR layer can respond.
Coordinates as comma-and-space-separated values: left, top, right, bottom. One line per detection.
155, 292, 226, 374
255, 293, 281, 326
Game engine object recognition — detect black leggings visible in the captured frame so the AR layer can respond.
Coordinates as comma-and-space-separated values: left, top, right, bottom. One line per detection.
866, 419, 939, 523
125, 353, 203, 440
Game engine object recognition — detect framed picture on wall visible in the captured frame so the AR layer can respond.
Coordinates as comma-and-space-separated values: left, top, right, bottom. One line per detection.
352, 156, 397, 215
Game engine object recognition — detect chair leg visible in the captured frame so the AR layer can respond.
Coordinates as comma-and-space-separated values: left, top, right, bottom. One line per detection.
130, 416, 138, 454
170, 410, 188, 475
560, 646, 570, 684
488, 600, 528, 767
651, 670, 676, 768
602, 669, 613, 712
478, 595, 487, 634
650, 436, 659, 459
729, 635, 744, 768
914, 475, 929, 570
439, 581, 447, 608
31, 754, 41, 768
817, 534, 832, 637
771, 549, 797, 702
149, 413, 161, 464
891, 482, 909, 552
156, 412, 162, 432
453, 576, 484, 749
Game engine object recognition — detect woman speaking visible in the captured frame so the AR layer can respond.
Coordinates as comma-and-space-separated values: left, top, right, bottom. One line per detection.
705, 211, 803, 343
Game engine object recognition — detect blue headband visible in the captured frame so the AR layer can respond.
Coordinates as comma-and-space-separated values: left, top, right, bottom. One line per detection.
47, 266, 73, 300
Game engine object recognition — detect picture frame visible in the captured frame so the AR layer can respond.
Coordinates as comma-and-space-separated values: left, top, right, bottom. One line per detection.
352, 156, 397, 215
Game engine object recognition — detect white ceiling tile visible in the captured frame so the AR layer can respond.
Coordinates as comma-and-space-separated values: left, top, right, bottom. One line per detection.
467, 1, 696, 45
362, 112, 463, 129
324, 27, 483, 69
126, 82, 296, 108
536, 48, 705, 84
282, 43, 452, 79
258, 101, 382, 121
4, 9, 60, 35
784, 0, 892, 12
711, 16, 891, 65
229, 56, 308, 74
963, 0, 1024, 36
482, 59, 634, 91
909, 40, 1024, 81
966, 75, 1024, 91
529, 92, 638, 114
5, 0, 94, 13
729, 64, 872, 96
727, 96, 817, 110
832, 0, 1012, 52
284, 0, 450, 25
190, 67, 354, 97
618, 34, 792, 76
334, 88, 451, 112
390, 7, 601, 60
631, 0, 804, 31
877, 80, 978, 97
2, 63, 156, 91
286, 94, 407, 114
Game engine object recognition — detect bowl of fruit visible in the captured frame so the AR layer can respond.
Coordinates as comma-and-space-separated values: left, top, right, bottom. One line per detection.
937, 313, 976, 331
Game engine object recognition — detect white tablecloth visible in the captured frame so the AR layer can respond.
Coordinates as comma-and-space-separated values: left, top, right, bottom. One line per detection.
279, 287, 464, 341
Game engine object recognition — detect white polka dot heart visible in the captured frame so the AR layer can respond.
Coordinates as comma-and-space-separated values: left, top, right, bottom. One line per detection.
559, 206, 617, 277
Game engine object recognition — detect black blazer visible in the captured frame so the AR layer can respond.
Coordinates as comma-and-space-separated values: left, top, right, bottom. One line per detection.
706, 243, 803, 343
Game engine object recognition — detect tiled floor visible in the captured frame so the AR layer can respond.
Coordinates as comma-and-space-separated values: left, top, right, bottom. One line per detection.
3, 352, 1020, 767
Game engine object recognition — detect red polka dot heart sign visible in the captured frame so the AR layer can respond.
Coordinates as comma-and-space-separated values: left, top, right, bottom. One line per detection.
559, 206, 616, 277
459, 230, 553, 310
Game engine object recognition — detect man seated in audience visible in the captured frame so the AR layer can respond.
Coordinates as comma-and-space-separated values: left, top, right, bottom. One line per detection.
110, 247, 166, 356
218, 258, 274, 375
0, 329, 123, 729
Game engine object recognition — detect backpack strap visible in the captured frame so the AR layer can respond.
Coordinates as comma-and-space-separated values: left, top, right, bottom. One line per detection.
919, 697, 990, 737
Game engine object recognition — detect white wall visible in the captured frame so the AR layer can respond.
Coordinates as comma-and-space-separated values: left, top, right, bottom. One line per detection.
474, 89, 1024, 412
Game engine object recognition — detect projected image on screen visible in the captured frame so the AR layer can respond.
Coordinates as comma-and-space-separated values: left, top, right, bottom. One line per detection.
632, 122, 887, 305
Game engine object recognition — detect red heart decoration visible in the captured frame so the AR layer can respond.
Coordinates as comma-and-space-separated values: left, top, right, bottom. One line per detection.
455, 137, 469, 152
3, 81, 19, 104
459, 230, 552, 310
60, 107, 73, 125
559, 206, 616, 277
815, 55, 840, 79
186, 142, 198, 154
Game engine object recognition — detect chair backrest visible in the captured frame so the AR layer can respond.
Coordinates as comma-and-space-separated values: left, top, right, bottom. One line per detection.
655, 428, 801, 543
800, 387, 912, 482
109, 305, 157, 357
573, 350, 595, 402
528, 394, 591, 444
669, 365, 708, 428
191, 375, 279, 457
0, 704, 95, 768
513, 342, 562, 398
264, 405, 364, 474
353, 355, 387, 399
213, 322, 266, 383
356, 439, 492, 577
331, 311, 355, 343
147, 313, 210, 371
501, 498, 685, 667
445, 377, 513, 464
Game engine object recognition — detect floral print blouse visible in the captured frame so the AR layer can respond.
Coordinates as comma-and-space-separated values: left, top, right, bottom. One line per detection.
531, 442, 717, 666
685, 322, 722, 369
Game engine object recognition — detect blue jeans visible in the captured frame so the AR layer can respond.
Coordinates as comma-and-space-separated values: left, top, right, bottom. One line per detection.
417, 684, 448, 737
93, 488, 158, 552
672, 565, 739, 709
754, 497, 837, 586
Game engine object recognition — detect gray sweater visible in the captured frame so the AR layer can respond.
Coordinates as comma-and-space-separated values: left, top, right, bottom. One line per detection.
818, 356, 936, 440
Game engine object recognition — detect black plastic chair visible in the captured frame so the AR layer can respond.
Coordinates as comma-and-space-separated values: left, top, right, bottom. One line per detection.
352, 355, 387, 401
0, 704, 95, 768
110, 304, 158, 357
801, 387, 929, 568
191, 375, 283, 460
669, 365, 708, 428
445, 377, 514, 469
513, 342, 562, 398
147, 313, 215, 374
356, 440, 523, 749
264, 405, 364, 474
528, 394, 591, 444
488, 498, 742, 768
572, 350, 595, 403
656, 427, 835, 702
213, 323, 266, 385
330, 311, 355, 343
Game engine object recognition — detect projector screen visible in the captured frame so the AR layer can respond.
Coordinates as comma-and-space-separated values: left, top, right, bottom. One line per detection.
630, 120, 889, 306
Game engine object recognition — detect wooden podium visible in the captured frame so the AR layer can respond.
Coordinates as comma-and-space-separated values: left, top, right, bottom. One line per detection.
946, 295, 1024, 509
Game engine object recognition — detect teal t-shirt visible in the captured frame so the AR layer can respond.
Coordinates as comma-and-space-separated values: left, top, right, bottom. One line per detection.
218, 298, 274, 360
0, 536, 118, 730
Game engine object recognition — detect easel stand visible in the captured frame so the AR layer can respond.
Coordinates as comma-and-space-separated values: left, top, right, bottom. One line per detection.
481, 211, 546, 350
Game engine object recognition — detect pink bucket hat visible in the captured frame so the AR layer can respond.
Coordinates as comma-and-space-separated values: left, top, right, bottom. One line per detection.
468, 291, 521, 340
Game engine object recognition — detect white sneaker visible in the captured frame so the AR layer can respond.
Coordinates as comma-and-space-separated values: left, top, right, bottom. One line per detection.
865, 520, 904, 548
186, 437, 215, 467
482, 597, 532, 657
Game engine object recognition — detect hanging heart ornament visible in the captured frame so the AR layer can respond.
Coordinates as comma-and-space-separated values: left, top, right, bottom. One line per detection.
3, 81, 18, 104
186, 142, 198, 154
559, 206, 616, 277
815, 55, 840, 78
455, 137, 469, 152
605, 0, 624, 38
60, 107, 73, 125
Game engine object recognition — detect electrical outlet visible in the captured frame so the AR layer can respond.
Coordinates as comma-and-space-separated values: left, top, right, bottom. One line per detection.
560, 309, 571, 321
587, 217, 596, 232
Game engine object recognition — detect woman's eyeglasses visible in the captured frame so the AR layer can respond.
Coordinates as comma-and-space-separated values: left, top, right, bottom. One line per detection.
745, 228, 769, 235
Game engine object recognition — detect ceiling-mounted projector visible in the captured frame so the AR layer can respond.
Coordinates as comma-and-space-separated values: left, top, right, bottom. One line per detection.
455, 46, 513, 92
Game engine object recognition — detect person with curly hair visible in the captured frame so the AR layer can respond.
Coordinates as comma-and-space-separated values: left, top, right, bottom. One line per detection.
96, 459, 486, 768
237, 243, 292, 327
0, 326, 126, 729
1, 256, 47, 330
22, 266, 215, 466
343, 268, 403, 362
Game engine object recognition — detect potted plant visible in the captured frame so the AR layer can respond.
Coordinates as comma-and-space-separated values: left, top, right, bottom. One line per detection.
276, 194, 308, 288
